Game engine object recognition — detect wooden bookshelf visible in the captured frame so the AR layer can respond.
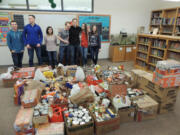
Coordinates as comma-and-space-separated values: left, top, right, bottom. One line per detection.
135, 34, 180, 72
149, 7, 180, 36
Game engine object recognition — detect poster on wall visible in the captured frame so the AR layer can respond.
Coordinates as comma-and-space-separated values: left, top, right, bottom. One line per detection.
78, 15, 111, 42
0, 13, 11, 46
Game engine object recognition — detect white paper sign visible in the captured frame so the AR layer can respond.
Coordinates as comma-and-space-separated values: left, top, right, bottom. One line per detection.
126, 47, 132, 52
119, 47, 123, 51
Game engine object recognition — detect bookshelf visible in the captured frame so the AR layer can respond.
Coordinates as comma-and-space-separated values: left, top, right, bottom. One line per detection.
149, 7, 180, 36
135, 34, 180, 72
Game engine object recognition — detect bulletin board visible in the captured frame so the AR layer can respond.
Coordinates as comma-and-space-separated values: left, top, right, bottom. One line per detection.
78, 14, 111, 42
0, 13, 11, 46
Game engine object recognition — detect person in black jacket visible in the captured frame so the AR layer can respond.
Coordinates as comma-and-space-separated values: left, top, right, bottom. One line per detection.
68, 18, 81, 65
89, 25, 101, 65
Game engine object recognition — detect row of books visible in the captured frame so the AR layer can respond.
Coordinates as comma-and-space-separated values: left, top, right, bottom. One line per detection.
162, 27, 173, 33
148, 65, 155, 72
168, 52, 180, 62
151, 49, 164, 57
138, 45, 148, 52
176, 18, 180, 25
139, 37, 148, 44
137, 52, 147, 59
137, 60, 146, 67
152, 40, 166, 48
162, 18, 175, 25
169, 42, 180, 50
150, 57, 159, 64
152, 12, 162, 18
151, 18, 161, 25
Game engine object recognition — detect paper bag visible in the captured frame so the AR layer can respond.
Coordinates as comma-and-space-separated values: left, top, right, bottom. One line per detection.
70, 87, 94, 105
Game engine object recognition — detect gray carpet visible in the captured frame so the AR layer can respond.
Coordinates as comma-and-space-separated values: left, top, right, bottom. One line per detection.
0, 60, 180, 135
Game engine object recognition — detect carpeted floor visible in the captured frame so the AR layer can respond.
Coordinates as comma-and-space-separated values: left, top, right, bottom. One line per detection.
0, 60, 180, 135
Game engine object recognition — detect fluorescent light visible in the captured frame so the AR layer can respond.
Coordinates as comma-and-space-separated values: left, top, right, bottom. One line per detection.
163, 0, 180, 1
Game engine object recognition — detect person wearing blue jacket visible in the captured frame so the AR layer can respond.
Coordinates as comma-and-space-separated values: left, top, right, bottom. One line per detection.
23, 15, 43, 67
7, 21, 24, 68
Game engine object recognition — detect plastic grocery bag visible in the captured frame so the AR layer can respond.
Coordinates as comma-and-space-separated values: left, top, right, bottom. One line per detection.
34, 69, 47, 81
0, 67, 14, 80
75, 67, 85, 81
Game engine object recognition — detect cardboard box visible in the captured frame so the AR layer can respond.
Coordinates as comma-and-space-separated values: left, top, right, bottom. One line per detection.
65, 121, 94, 135
36, 122, 64, 135
90, 106, 120, 135
15, 128, 35, 135
135, 71, 179, 100
21, 89, 39, 108
33, 115, 49, 125
2, 78, 17, 88
152, 72, 180, 88
14, 107, 34, 133
118, 107, 135, 123
64, 111, 94, 135
134, 95, 158, 122
93, 115, 120, 135
12, 67, 35, 79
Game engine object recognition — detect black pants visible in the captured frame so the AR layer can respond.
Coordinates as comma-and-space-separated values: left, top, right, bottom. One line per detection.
90, 46, 99, 65
11, 52, 24, 68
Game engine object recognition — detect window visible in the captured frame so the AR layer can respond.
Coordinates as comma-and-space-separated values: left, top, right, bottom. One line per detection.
63, 0, 93, 12
0, 0, 93, 12
28, 0, 62, 11
0, 0, 27, 9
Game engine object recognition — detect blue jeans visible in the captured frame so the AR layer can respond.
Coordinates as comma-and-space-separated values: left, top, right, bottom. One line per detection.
80, 46, 88, 66
90, 46, 99, 65
68, 45, 80, 65
59, 46, 68, 65
27, 46, 42, 67
11, 52, 24, 68
48, 51, 57, 68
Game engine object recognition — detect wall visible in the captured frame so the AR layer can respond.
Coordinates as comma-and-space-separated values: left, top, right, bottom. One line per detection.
0, 0, 166, 65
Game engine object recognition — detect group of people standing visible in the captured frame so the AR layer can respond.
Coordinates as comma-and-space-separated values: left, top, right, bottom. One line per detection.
7, 15, 101, 69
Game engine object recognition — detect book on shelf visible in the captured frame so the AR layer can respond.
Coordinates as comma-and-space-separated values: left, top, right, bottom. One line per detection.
168, 52, 180, 62
138, 45, 148, 52
151, 49, 164, 58
176, 18, 180, 25
162, 26, 173, 33
150, 57, 159, 65
149, 66, 155, 72
169, 42, 180, 50
137, 60, 146, 67
139, 37, 148, 44
162, 17, 175, 25
137, 52, 147, 59
151, 18, 161, 25
152, 39, 166, 48
152, 12, 162, 18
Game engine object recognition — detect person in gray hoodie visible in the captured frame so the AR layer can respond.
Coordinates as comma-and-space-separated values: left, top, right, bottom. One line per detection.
7, 21, 24, 68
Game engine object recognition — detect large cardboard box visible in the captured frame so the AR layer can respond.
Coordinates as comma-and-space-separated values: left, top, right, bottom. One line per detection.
36, 122, 64, 135
33, 115, 49, 125
64, 116, 94, 135
93, 115, 120, 135
14, 107, 34, 133
134, 95, 158, 122
118, 107, 135, 123
90, 106, 120, 135
3, 78, 18, 88
21, 89, 39, 108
